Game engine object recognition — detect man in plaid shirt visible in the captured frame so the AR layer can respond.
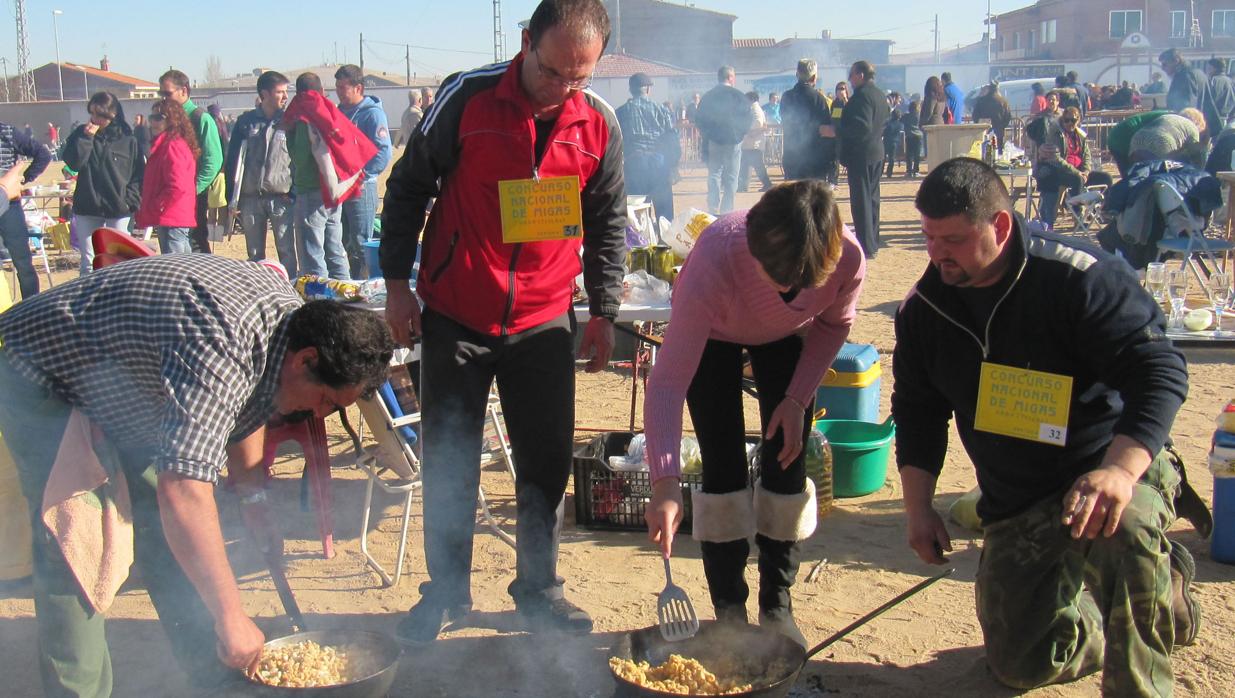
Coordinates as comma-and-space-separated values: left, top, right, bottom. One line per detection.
0, 254, 393, 696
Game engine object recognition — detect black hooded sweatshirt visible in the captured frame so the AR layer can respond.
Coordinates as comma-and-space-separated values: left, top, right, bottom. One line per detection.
63, 101, 143, 218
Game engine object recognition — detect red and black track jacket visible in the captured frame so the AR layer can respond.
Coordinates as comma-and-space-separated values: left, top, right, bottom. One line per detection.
379, 54, 627, 336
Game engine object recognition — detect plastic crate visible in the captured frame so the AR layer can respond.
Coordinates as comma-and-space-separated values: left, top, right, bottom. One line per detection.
572, 432, 757, 532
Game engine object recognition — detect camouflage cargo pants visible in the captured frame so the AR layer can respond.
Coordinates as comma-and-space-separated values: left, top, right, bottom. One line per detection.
976, 451, 1180, 697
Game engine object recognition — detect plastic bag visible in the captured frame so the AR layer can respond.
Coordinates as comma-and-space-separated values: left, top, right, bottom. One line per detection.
626, 434, 647, 463
622, 270, 671, 304
663, 208, 716, 258
360, 277, 387, 304
680, 437, 702, 474
625, 224, 650, 250
948, 486, 984, 532
294, 275, 364, 302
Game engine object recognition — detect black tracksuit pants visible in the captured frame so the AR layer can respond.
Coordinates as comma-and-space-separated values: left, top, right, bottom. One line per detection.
416, 308, 575, 608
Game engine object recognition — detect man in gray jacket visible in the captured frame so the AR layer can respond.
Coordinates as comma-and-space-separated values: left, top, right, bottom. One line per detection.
1160, 48, 1206, 113
1203, 57, 1235, 139
224, 71, 296, 276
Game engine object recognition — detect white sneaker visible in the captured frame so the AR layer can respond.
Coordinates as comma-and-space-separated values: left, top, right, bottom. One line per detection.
759, 610, 807, 649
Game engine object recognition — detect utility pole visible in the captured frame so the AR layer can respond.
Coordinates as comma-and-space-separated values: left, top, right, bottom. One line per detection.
0, 57, 10, 102
405, 45, 411, 87
933, 14, 940, 64
15, 0, 37, 101
615, 0, 622, 53
360, 33, 364, 70
52, 9, 64, 101
493, 0, 505, 63
986, 0, 992, 63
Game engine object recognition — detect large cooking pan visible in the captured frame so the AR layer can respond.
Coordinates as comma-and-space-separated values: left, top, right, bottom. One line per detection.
244, 629, 402, 698
611, 569, 952, 697
242, 550, 402, 697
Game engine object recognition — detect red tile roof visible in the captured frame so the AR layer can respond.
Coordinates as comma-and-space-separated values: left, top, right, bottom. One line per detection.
62, 63, 157, 88
733, 38, 776, 49
593, 53, 695, 78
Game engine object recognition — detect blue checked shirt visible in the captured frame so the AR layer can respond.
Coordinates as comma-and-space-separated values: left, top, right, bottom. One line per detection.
615, 95, 676, 156
0, 254, 302, 483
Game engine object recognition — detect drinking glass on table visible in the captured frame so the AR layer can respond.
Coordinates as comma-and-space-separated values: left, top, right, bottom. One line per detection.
1144, 262, 1167, 303
1210, 272, 1232, 336
1166, 270, 1189, 329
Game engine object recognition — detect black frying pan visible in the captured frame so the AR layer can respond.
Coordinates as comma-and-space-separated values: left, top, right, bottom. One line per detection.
610, 569, 953, 697
241, 551, 402, 698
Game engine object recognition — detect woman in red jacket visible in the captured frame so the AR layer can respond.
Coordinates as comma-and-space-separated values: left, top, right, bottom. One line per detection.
135, 99, 199, 253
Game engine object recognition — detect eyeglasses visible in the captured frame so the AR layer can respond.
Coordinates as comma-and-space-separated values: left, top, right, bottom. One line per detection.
532, 49, 592, 90
1060, 118, 1077, 125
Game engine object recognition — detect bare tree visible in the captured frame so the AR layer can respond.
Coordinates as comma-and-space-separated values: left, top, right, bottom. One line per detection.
205, 55, 224, 83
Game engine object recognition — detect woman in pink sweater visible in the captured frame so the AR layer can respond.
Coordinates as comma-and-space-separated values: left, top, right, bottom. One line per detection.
134, 98, 199, 253
644, 180, 865, 646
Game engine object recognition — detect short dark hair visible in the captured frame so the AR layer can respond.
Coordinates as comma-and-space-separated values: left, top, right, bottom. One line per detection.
1066, 70, 1078, 82
915, 157, 1012, 224
286, 301, 395, 398
334, 64, 364, 87
1159, 48, 1182, 64
87, 92, 120, 121
745, 90, 759, 102
940, 72, 952, 82
746, 180, 845, 289
1032, 82, 1044, 95
1054, 75, 1068, 87
257, 70, 289, 96
296, 72, 323, 94
527, 0, 611, 51
159, 69, 190, 93
1208, 57, 1228, 74
851, 60, 875, 80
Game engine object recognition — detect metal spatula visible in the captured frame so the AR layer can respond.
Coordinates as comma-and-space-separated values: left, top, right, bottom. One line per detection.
657, 556, 700, 642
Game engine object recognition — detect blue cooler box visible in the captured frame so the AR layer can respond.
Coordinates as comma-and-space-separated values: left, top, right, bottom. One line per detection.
814, 343, 882, 423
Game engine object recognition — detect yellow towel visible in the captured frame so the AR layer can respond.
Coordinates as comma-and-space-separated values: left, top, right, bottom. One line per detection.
40, 410, 134, 612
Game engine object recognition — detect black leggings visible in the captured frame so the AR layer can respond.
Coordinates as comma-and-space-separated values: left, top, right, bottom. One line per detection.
686, 335, 812, 496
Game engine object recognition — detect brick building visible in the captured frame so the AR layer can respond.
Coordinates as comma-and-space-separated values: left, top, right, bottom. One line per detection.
994, 0, 1235, 61
7, 59, 158, 102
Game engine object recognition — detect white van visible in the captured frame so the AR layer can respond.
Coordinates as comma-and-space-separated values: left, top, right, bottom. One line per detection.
964, 78, 1058, 119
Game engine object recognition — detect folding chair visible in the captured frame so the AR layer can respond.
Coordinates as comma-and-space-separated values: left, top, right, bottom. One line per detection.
1065, 185, 1108, 238
355, 381, 423, 587
3, 228, 54, 299
1154, 180, 1235, 300
355, 373, 518, 587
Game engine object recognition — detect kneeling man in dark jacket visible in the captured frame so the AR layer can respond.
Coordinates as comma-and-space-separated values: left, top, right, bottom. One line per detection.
892, 157, 1200, 697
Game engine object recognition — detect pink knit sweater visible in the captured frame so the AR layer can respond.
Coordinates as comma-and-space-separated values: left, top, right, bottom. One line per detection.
643, 212, 866, 482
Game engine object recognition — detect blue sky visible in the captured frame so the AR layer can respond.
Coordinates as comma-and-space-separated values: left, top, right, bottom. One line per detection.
12, 1, 1027, 83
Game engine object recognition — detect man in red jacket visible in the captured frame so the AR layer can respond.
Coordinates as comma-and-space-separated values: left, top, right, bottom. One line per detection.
380, 0, 626, 643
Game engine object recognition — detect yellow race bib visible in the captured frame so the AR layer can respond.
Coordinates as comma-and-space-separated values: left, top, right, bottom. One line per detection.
498, 175, 583, 243
974, 361, 1072, 446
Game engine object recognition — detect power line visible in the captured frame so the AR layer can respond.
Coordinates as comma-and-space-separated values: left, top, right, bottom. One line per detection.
835, 19, 935, 41
363, 37, 489, 56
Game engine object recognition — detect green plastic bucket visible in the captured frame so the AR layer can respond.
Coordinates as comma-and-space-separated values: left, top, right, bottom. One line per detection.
813, 417, 895, 498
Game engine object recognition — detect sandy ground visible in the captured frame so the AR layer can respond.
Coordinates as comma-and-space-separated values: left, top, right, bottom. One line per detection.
1, 155, 1233, 697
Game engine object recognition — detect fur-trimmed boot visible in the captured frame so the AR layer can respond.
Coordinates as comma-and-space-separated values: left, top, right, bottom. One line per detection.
692, 488, 755, 624
754, 478, 817, 649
